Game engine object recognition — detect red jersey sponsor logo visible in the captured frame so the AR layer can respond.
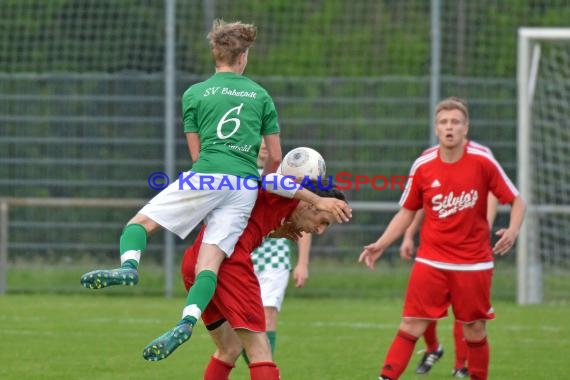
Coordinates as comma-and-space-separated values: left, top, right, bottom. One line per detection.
431, 189, 479, 219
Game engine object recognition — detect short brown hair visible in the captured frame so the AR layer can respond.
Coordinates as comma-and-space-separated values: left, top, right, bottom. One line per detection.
207, 19, 257, 66
435, 97, 469, 122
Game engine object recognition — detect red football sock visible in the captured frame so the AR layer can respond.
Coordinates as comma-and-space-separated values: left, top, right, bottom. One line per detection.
249, 361, 280, 380
379, 329, 419, 380
204, 356, 234, 380
466, 336, 489, 380
423, 320, 439, 352
453, 321, 468, 369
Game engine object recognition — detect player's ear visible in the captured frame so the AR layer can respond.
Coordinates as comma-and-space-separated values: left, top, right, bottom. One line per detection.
239, 50, 248, 66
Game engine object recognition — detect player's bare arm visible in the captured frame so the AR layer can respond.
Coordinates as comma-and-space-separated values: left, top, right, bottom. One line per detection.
359, 208, 416, 269
293, 187, 352, 223
399, 209, 424, 260
487, 192, 499, 229
262, 174, 351, 222
185, 132, 201, 162
261, 133, 282, 175
493, 196, 526, 255
293, 232, 311, 288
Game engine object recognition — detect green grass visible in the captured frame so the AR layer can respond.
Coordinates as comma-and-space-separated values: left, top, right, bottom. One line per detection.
5, 258, 520, 301
2, 260, 568, 378
0, 294, 568, 379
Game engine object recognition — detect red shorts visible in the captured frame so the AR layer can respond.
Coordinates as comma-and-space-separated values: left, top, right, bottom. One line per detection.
403, 261, 495, 323
180, 243, 265, 332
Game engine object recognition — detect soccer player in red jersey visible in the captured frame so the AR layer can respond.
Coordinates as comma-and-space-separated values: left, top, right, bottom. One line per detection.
400, 190, 497, 377
401, 141, 499, 378
359, 97, 526, 380
181, 182, 347, 380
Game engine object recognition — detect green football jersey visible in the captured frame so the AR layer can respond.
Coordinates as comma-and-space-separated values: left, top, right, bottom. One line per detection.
182, 72, 280, 178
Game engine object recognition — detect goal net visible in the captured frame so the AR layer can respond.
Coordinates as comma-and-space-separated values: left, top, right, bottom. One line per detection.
517, 28, 570, 304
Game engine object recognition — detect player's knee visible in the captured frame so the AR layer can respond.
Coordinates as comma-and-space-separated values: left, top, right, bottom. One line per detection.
399, 318, 429, 338
226, 342, 244, 360
263, 307, 279, 330
215, 345, 242, 364
196, 243, 226, 272
463, 320, 486, 340
242, 333, 273, 362
126, 214, 157, 234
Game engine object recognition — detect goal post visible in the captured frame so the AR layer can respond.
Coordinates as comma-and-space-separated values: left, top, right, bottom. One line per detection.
517, 28, 570, 304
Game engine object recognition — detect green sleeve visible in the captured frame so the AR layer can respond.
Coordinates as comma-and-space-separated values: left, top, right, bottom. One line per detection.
261, 93, 280, 135
182, 89, 198, 133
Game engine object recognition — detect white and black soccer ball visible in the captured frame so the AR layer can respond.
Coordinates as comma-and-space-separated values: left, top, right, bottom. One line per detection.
278, 147, 326, 180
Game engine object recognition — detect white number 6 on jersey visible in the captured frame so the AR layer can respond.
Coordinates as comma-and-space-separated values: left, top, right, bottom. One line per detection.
216, 103, 243, 139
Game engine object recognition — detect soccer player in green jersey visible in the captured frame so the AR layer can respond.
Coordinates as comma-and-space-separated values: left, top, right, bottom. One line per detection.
81, 19, 279, 339
81, 19, 351, 363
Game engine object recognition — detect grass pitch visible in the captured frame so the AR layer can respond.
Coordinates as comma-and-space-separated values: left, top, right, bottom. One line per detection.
0, 293, 568, 379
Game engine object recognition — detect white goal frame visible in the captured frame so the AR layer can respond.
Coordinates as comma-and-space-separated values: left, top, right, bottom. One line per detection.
517, 27, 570, 304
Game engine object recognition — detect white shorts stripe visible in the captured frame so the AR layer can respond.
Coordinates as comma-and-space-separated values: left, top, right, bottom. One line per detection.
415, 257, 494, 271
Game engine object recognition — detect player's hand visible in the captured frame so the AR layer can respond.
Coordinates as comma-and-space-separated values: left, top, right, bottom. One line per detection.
399, 237, 415, 260
358, 241, 385, 270
313, 198, 352, 223
493, 228, 518, 255
293, 264, 309, 288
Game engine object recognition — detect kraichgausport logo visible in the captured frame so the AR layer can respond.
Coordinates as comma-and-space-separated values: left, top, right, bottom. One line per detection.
146, 172, 413, 192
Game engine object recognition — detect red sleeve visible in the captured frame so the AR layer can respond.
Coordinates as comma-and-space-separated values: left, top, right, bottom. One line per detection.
486, 158, 519, 204
399, 166, 423, 211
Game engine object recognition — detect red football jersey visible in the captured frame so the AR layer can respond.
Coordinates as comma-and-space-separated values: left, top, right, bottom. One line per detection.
400, 141, 518, 264
180, 190, 300, 330
187, 189, 299, 262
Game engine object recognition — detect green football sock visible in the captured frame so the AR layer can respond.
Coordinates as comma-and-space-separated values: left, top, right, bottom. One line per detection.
119, 223, 147, 269
182, 270, 218, 325
266, 330, 276, 355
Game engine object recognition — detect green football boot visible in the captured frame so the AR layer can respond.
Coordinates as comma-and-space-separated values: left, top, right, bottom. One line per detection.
142, 319, 193, 361
80, 267, 139, 289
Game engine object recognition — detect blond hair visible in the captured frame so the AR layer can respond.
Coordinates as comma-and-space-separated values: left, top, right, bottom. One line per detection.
435, 97, 469, 122
207, 19, 257, 66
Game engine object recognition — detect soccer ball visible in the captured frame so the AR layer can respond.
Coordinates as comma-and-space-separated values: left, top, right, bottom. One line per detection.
278, 147, 326, 180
